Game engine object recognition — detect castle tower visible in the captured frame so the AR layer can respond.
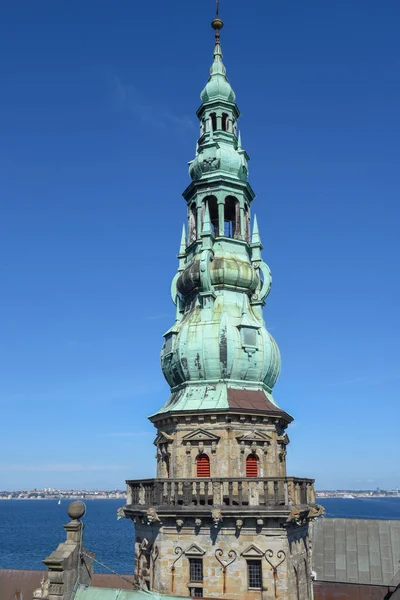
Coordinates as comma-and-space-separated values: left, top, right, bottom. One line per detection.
124, 10, 322, 600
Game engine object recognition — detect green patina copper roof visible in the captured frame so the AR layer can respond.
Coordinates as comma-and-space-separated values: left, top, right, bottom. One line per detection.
200, 39, 235, 103
153, 17, 288, 421
74, 586, 184, 600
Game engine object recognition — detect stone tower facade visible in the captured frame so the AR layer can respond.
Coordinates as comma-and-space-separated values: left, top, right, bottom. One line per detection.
123, 13, 322, 600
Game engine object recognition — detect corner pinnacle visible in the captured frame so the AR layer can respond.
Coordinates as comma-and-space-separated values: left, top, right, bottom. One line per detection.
251, 215, 262, 246
179, 224, 186, 254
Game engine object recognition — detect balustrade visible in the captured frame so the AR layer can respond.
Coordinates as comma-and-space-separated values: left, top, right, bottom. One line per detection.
126, 477, 314, 509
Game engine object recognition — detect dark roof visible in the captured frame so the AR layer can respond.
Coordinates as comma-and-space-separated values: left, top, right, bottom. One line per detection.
0, 570, 135, 600
0, 569, 45, 600
227, 388, 292, 420
313, 518, 400, 586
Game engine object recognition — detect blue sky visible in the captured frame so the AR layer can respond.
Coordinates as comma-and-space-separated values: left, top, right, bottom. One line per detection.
0, 0, 399, 491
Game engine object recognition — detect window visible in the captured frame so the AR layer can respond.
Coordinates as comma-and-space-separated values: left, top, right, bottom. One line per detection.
247, 560, 262, 589
222, 113, 229, 131
190, 589, 203, 598
189, 558, 203, 582
246, 454, 259, 477
242, 328, 257, 347
196, 454, 210, 477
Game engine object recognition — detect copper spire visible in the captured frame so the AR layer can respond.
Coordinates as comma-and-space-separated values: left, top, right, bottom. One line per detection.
211, 0, 224, 42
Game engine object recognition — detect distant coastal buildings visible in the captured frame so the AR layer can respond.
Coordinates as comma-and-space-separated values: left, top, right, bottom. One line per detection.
1, 487, 398, 500
316, 488, 400, 498
0, 488, 127, 500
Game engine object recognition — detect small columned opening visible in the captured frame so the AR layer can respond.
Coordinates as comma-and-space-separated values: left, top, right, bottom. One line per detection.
222, 113, 229, 132
189, 202, 197, 242
210, 112, 217, 132
202, 196, 219, 235
246, 454, 259, 477
196, 454, 210, 477
224, 196, 240, 238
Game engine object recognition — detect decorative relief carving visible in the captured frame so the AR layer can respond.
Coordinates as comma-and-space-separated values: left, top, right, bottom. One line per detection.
202, 156, 220, 172
211, 507, 223, 527
264, 549, 287, 599
215, 549, 237, 594
182, 429, 220, 443
170, 546, 184, 593
185, 543, 206, 556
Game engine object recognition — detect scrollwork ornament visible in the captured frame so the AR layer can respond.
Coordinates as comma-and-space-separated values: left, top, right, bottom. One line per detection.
264, 549, 286, 599
215, 549, 237, 593
170, 546, 184, 593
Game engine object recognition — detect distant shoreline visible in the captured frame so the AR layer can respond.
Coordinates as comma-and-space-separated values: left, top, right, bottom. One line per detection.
0, 497, 127, 501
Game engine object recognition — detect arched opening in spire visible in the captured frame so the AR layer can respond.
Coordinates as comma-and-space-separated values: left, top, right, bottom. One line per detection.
246, 454, 259, 477
224, 196, 240, 238
200, 119, 206, 136
189, 202, 197, 242
222, 113, 229, 132
202, 196, 218, 235
244, 203, 250, 242
210, 112, 217, 132
196, 454, 210, 477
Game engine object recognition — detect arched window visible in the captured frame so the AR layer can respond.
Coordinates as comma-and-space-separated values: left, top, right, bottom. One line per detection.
196, 454, 210, 477
200, 119, 205, 136
244, 204, 250, 242
222, 113, 229, 132
246, 454, 259, 477
210, 113, 217, 132
202, 196, 219, 236
224, 196, 240, 238
189, 203, 197, 242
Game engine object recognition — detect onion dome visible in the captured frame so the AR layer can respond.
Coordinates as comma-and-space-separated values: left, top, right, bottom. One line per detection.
160, 294, 281, 393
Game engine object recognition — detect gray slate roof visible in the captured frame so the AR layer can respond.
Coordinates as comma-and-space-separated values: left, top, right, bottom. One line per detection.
312, 518, 400, 586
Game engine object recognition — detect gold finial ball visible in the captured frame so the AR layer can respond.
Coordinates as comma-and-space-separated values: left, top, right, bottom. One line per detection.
67, 500, 86, 521
211, 17, 224, 31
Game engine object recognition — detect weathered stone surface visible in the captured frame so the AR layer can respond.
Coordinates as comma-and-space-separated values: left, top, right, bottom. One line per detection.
133, 517, 313, 599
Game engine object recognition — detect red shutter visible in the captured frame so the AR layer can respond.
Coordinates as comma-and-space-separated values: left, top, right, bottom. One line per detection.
196, 455, 210, 477
246, 455, 259, 478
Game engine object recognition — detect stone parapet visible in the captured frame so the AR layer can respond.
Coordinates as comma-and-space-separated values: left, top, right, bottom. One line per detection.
126, 476, 315, 512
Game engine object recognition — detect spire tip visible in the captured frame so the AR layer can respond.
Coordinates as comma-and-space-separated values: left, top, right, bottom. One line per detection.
211, 0, 224, 41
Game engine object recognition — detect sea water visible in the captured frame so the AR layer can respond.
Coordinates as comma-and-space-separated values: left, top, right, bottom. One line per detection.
1, 497, 400, 573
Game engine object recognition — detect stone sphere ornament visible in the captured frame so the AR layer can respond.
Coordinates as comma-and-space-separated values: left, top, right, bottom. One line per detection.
67, 501, 86, 521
